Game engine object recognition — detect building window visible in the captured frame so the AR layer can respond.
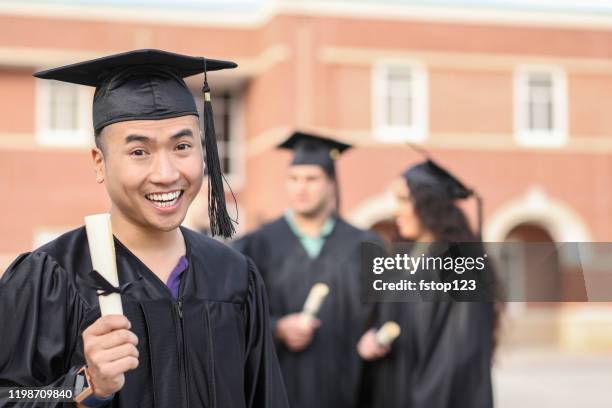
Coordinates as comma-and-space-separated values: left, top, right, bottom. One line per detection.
193, 88, 244, 185
514, 67, 568, 147
36, 80, 92, 147
212, 92, 233, 175
33, 228, 66, 250
372, 62, 428, 143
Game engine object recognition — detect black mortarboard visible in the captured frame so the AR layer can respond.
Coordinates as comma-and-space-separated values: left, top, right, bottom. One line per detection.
402, 145, 483, 238
402, 160, 472, 200
278, 131, 351, 178
33, 49, 237, 238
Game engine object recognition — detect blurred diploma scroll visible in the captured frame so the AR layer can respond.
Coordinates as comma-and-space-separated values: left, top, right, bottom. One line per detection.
85, 214, 123, 316
301, 283, 329, 326
375, 321, 401, 347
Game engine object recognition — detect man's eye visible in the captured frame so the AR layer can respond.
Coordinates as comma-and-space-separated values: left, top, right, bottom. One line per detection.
130, 149, 147, 157
176, 143, 191, 151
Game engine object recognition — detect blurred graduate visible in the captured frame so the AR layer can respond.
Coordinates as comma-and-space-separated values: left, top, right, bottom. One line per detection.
0, 49, 288, 407
357, 153, 498, 408
234, 131, 381, 408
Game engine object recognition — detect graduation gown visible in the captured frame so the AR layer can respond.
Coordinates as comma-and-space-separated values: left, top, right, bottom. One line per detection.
363, 244, 495, 408
234, 216, 379, 408
0, 226, 288, 408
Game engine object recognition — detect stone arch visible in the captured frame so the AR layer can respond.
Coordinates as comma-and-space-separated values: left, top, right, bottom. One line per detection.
485, 187, 592, 243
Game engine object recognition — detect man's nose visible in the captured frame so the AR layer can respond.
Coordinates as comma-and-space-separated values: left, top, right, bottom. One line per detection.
150, 152, 180, 185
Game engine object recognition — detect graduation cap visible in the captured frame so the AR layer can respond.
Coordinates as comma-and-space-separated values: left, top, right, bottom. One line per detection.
402, 160, 472, 200
278, 131, 352, 178
34, 49, 237, 238
402, 145, 483, 238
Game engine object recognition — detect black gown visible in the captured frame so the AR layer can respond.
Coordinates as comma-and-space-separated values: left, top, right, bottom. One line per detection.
233, 216, 380, 408
0, 226, 289, 408
363, 244, 495, 408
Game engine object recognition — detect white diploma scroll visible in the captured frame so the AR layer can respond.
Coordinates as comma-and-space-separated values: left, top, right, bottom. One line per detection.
301, 283, 329, 325
85, 213, 123, 316
375, 321, 401, 347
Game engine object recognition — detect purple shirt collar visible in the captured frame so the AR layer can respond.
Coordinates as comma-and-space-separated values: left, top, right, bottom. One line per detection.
166, 256, 188, 299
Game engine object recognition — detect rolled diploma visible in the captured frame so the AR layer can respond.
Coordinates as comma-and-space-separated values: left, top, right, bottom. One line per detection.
375, 321, 401, 346
85, 214, 123, 316
301, 283, 329, 325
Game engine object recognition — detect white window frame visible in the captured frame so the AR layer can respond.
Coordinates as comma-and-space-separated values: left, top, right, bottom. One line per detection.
33, 228, 68, 250
193, 87, 245, 189
372, 60, 428, 143
225, 91, 246, 189
514, 66, 568, 148
36, 79, 93, 148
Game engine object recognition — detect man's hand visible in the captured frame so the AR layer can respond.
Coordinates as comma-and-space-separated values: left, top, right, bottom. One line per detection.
357, 329, 391, 361
82, 315, 139, 398
274, 313, 320, 352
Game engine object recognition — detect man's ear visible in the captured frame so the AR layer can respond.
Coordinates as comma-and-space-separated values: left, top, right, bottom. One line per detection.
91, 147, 105, 184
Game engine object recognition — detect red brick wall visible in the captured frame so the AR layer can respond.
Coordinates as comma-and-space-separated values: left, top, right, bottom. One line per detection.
1, 11, 612, 265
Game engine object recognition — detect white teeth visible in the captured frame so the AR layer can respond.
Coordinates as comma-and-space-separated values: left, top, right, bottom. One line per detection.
146, 190, 181, 205
150, 197, 178, 208
156, 198, 178, 207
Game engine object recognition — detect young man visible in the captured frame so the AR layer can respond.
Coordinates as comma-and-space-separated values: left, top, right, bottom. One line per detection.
234, 132, 380, 408
0, 49, 288, 407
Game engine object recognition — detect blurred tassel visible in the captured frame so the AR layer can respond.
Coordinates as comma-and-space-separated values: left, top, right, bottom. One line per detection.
202, 66, 235, 238
474, 192, 483, 241
333, 177, 341, 214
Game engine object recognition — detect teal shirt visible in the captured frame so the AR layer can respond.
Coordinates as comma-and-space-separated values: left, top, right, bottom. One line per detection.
284, 210, 336, 259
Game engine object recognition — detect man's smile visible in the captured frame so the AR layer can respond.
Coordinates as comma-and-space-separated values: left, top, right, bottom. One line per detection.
144, 189, 184, 209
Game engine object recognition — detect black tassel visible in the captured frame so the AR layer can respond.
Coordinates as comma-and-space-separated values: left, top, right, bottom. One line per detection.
475, 192, 483, 241
333, 176, 341, 214
202, 69, 235, 238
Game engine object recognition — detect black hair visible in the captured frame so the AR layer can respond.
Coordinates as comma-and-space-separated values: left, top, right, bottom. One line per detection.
94, 127, 104, 150
409, 184, 476, 242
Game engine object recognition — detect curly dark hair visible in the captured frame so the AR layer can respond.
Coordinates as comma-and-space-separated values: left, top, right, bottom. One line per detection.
408, 184, 476, 242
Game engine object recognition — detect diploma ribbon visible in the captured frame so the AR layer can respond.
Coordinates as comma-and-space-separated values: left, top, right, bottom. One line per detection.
86, 269, 138, 296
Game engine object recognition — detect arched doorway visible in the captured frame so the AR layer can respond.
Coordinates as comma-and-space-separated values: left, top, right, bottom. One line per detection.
502, 222, 561, 306
498, 222, 563, 347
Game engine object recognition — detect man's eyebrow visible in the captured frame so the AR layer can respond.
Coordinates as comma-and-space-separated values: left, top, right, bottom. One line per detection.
125, 134, 151, 144
170, 128, 194, 140
124, 129, 193, 144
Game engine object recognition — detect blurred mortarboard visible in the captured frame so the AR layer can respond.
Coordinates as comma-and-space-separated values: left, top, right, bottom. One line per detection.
402, 160, 473, 200
33, 49, 238, 238
278, 131, 351, 177
402, 144, 482, 238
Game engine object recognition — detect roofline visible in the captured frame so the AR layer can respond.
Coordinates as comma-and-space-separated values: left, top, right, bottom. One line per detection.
1, 0, 612, 31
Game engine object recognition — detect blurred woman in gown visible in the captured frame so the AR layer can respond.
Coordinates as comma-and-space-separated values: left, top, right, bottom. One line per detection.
358, 158, 499, 408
